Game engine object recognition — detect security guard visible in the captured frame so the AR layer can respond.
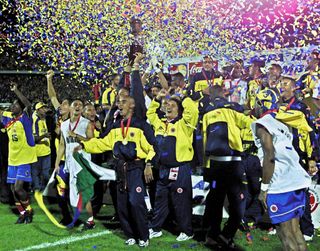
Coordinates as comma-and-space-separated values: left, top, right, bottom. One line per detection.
78, 95, 158, 248
277, 76, 319, 241
202, 85, 254, 249
147, 89, 198, 242
31, 102, 51, 192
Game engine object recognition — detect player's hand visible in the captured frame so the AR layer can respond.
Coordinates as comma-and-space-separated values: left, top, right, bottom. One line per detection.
95, 121, 102, 131
46, 70, 54, 80
54, 163, 60, 173
156, 89, 168, 100
308, 160, 318, 176
203, 87, 210, 95
134, 52, 145, 64
10, 82, 17, 92
73, 145, 83, 152
45, 132, 51, 139
68, 130, 76, 138
258, 190, 268, 212
124, 64, 132, 73
144, 163, 154, 183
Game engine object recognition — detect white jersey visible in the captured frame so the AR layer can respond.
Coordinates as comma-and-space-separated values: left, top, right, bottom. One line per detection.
251, 114, 311, 194
61, 116, 91, 169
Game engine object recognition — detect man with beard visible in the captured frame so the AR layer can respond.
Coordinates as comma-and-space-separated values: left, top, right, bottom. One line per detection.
246, 59, 266, 110
223, 59, 248, 105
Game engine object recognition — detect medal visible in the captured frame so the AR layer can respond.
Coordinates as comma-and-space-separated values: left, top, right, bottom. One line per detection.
1, 128, 6, 133
121, 116, 132, 145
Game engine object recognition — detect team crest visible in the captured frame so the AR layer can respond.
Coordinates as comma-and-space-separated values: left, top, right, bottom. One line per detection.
136, 186, 142, 193
177, 188, 183, 194
130, 132, 135, 137
171, 128, 175, 133
270, 204, 278, 213
309, 189, 319, 213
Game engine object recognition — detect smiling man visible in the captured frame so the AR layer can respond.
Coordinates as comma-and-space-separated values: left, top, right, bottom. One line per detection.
55, 99, 95, 229
75, 95, 158, 247
147, 89, 198, 242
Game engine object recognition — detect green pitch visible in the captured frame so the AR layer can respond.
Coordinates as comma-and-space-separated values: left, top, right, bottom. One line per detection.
0, 201, 319, 251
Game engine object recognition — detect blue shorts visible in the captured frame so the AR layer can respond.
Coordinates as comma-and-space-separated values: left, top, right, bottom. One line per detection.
7, 164, 32, 184
267, 189, 306, 224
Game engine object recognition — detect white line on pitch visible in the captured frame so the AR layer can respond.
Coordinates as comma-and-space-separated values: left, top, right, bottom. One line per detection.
15, 230, 112, 251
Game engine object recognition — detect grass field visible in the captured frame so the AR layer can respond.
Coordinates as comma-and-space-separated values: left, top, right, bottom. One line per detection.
1, 198, 320, 251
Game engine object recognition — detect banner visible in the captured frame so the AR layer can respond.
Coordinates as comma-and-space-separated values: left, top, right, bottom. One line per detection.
167, 45, 319, 78
192, 175, 229, 218
309, 184, 320, 228
192, 175, 320, 225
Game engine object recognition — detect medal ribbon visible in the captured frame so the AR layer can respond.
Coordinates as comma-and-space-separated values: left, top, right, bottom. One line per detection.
285, 97, 295, 111
121, 116, 131, 139
3, 114, 23, 131
202, 69, 215, 87
69, 116, 81, 132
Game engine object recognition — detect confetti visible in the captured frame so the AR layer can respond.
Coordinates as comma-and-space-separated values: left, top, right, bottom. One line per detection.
1, 0, 318, 85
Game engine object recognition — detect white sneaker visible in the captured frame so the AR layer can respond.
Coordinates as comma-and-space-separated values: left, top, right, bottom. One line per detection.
268, 228, 277, 235
304, 235, 313, 242
138, 239, 149, 247
125, 238, 136, 245
149, 229, 163, 239
176, 232, 194, 241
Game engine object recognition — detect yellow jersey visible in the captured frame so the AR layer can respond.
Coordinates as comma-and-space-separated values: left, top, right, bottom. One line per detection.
32, 112, 51, 157
2, 111, 37, 166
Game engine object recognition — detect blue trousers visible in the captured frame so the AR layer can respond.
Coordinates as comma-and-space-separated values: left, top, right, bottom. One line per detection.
117, 161, 149, 241
149, 163, 193, 236
31, 155, 51, 191
300, 189, 314, 236
242, 154, 263, 224
204, 160, 247, 240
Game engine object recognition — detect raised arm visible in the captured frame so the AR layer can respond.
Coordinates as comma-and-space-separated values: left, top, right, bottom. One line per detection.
10, 82, 31, 107
46, 70, 61, 110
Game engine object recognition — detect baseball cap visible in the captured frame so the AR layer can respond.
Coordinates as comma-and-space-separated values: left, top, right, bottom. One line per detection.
35, 102, 48, 110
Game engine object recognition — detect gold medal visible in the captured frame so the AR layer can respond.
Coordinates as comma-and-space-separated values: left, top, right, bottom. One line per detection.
1, 128, 6, 133
122, 139, 128, 145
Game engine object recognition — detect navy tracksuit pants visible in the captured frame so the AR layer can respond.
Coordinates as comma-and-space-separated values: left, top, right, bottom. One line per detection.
117, 161, 149, 241
242, 154, 264, 224
204, 160, 247, 240
149, 163, 193, 236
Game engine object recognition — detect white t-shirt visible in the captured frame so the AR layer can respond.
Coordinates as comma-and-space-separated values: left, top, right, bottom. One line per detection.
251, 114, 311, 194
61, 116, 91, 168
